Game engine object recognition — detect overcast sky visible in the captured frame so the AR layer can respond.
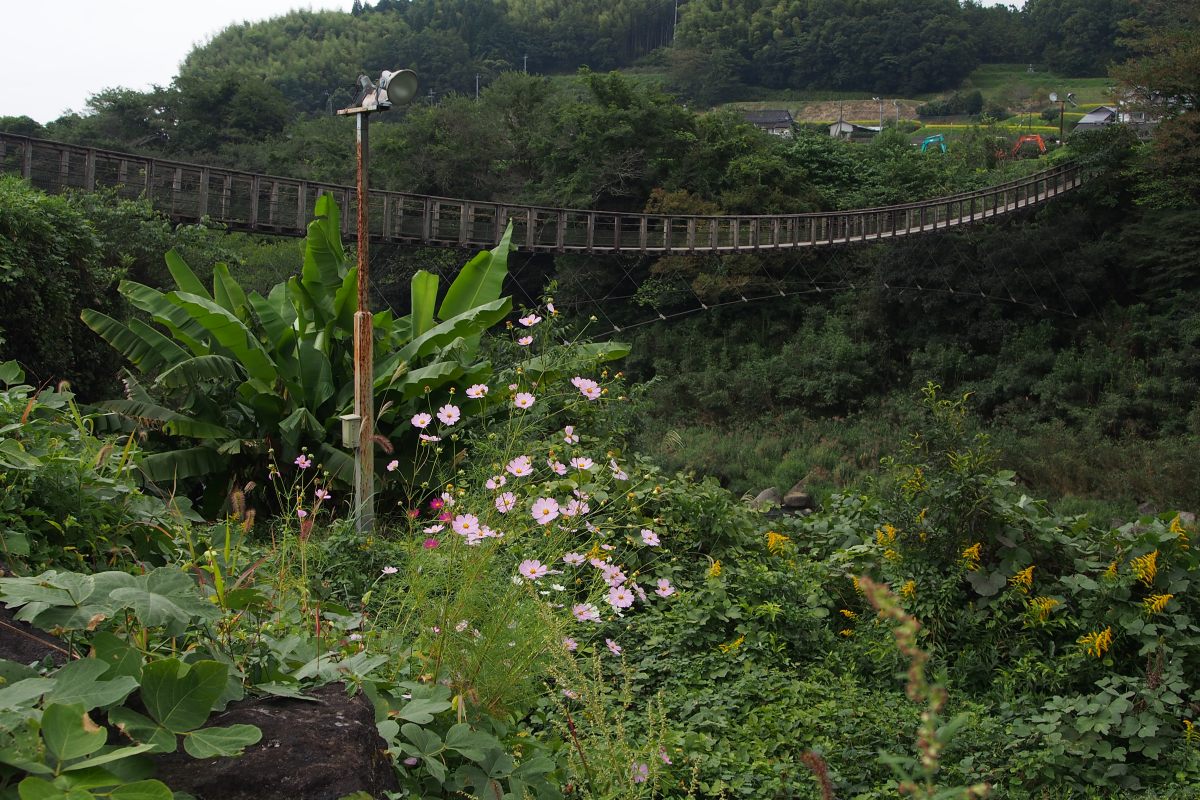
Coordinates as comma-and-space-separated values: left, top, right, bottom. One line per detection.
0, 1, 349, 123
1, 0, 1026, 124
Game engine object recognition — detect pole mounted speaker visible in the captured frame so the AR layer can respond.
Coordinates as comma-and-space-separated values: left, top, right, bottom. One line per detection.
380, 69, 419, 107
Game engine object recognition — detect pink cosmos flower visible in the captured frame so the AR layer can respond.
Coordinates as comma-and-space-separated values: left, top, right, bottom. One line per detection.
508, 383, 519, 391
465, 384, 488, 398
411, 413, 432, 429
452, 514, 480, 536
429, 498, 445, 510
423, 538, 440, 549
602, 565, 626, 586
531, 497, 560, 524
296, 508, 308, 519
381, 566, 399, 575
569, 456, 594, 470
655, 578, 675, 598
563, 688, 580, 699
437, 511, 452, 522
518, 559, 549, 580
632, 762, 649, 783
548, 459, 567, 476
514, 392, 535, 409
403, 757, 420, 767
633, 583, 648, 602
547, 302, 557, 315
423, 524, 444, 533
485, 475, 507, 490
589, 557, 609, 569
517, 336, 533, 346
419, 433, 440, 442
387, 459, 400, 472
563, 425, 580, 444
437, 404, 461, 425
600, 543, 615, 551
455, 620, 469, 633
607, 585, 635, 609
610, 459, 628, 480
518, 313, 542, 327
562, 552, 586, 566
495, 492, 516, 513
572, 603, 600, 622
581, 384, 601, 400
563, 637, 578, 651
562, 499, 588, 517
315, 489, 330, 501
640, 529, 660, 546
659, 747, 672, 765
506, 455, 533, 477
606, 638, 622, 656
295, 454, 311, 469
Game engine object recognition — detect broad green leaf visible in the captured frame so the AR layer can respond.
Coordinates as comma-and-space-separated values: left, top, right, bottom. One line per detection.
0, 438, 42, 470
139, 659, 227, 734
443, 723, 500, 763
212, 263, 248, 316
396, 697, 452, 725
165, 250, 211, 300
0, 678, 56, 710
105, 708, 176, 753
400, 723, 443, 754
109, 780, 174, 800
301, 195, 346, 324
80, 312, 188, 375
92, 399, 232, 440
91, 632, 143, 682
138, 446, 225, 483
182, 724, 262, 758
46, 659, 138, 710
170, 292, 278, 385
317, 442, 354, 485
119, 281, 209, 355
108, 568, 219, 630
248, 289, 296, 355
296, 337, 334, 411
0, 360, 24, 385
410, 271, 439, 339
41, 704, 106, 763
334, 266, 358, 331
378, 360, 463, 402
386, 298, 511, 371
437, 221, 513, 322
16, 776, 61, 800
521, 341, 631, 377
156, 355, 243, 390
63, 743, 157, 772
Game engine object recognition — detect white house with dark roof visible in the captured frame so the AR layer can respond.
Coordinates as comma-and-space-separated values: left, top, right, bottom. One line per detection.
741, 109, 795, 137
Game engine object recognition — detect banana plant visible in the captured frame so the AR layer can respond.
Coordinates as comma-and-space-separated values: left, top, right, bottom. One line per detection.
82, 196, 513, 507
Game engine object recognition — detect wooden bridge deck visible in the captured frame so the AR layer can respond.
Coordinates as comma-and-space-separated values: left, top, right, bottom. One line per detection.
0, 134, 1082, 254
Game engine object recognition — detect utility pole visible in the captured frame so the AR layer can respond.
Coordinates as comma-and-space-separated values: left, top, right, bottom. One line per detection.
523, 54, 528, 73
475, 73, 480, 100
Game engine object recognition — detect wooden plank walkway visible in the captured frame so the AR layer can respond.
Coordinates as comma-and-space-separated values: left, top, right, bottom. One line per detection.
0, 134, 1082, 254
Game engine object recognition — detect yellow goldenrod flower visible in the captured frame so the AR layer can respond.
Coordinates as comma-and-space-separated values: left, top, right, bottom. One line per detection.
1103, 560, 1119, 580
1009, 566, 1035, 593
839, 609, 858, 619
900, 580, 917, 600
1028, 596, 1059, 623
851, 575, 863, 594
1131, 550, 1159, 587
1186, 719, 1196, 745
765, 531, 790, 555
884, 548, 902, 562
1170, 515, 1185, 534
1144, 593, 1173, 614
1078, 626, 1114, 658
839, 629, 854, 637
707, 560, 722, 578
902, 467, 928, 497
962, 543, 982, 571
875, 524, 898, 547
718, 634, 745, 654
917, 507, 928, 524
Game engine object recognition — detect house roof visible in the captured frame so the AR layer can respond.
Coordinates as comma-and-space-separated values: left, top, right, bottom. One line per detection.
742, 110, 794, 126
1077, 106, 1117, 126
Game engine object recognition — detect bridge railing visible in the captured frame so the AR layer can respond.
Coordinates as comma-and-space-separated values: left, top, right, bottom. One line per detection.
0, 133, 1081, 254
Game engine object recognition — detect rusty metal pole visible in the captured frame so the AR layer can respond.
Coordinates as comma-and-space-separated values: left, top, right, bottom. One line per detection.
353, 110, 375, 533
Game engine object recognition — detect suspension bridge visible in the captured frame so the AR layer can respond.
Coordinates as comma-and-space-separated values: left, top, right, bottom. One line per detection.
0, 134, 1083, 255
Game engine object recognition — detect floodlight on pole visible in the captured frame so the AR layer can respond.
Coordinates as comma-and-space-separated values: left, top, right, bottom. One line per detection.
336, 68, 418, 533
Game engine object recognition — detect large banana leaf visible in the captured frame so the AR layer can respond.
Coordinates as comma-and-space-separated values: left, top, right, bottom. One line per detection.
169, 292, 278, 386
375, 298, 512, 381
165, 250, 211, 300
81, 311, 189, 374
410, 271, 439, 339
212, 263, 249, 319
156, 355, 243, 389
120, 281, 210, 356
140, 446, 227, 484
437, 222, 514, 322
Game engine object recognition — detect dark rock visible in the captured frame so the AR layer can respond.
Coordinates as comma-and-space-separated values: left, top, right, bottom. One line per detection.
751, 488, 783, 509
782, 482, 815, 510
152, 683, 398, 800
1179, 511, 1196, 526
1137, 502, 1158, 516
0, 605, 73, 666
